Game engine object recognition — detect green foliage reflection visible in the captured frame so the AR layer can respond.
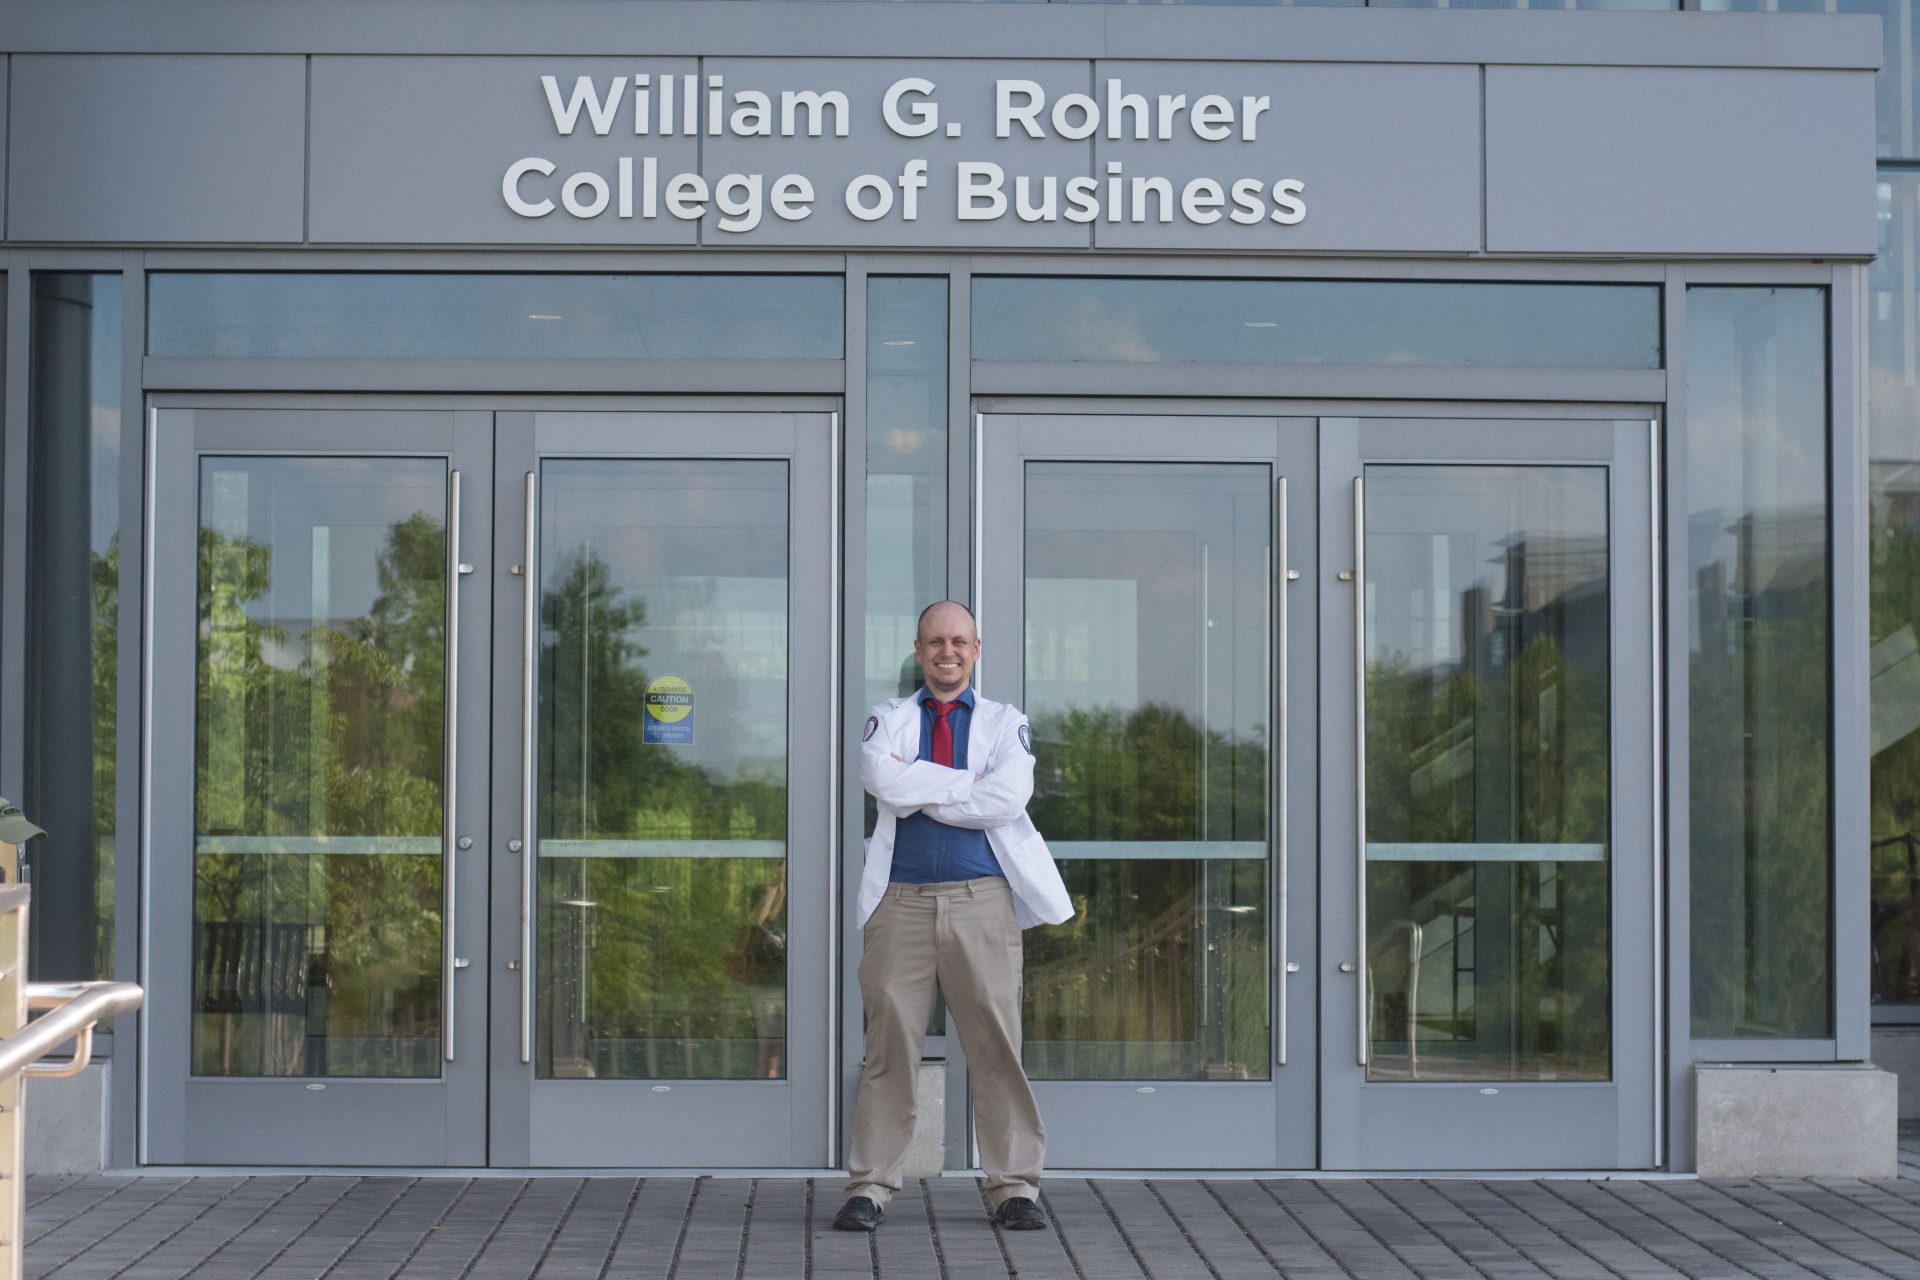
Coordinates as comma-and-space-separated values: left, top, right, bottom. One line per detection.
1023, 704, 1269, 1081
192, 496, 446, 1078
535, 546, 789, 1080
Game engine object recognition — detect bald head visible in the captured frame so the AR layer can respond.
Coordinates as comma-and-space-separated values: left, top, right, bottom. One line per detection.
914, 600, 980, 701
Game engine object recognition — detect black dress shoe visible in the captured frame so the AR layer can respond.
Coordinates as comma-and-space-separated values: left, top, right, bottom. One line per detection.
992, 1197, 1047, 1230
833, 1195, 884, 1232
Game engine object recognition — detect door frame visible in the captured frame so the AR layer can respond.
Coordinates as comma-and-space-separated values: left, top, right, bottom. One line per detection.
142, 404, 495, 1165
1318, 414, 1660, 1170
140, 393, 843, 1169
976, 410, 1320, 1169
485, 407, 841, 1169
965, 398, 1664, 1172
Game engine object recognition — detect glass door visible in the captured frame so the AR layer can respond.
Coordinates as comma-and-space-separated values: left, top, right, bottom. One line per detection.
487, 411, 835, 1167
1319, 416, 1658, 1169
978, 413, 1317, 1169
145, 407, 492, 1164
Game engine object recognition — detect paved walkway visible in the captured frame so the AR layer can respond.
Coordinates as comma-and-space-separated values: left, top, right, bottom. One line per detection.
20, 1128, 1920, 1279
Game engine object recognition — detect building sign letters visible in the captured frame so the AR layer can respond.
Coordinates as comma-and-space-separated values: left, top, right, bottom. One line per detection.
504, 73, 1307, 233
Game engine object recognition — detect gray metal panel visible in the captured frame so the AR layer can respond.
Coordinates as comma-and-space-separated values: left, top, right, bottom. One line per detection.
2, 58, 10, 243
8, 56, 304, 244
1486, 67, 1875, 258
1333, 1083, 1629, 1172
1092, 62, 1479, 254
701, 60, 1090, 250
309, 56, 699, 246
3, 4, 1882, 71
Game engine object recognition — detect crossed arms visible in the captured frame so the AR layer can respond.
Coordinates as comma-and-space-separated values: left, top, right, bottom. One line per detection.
859, 725, 1035, 831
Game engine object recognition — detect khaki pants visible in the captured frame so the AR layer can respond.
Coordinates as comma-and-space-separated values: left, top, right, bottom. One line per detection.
846, 877, 1045, 1208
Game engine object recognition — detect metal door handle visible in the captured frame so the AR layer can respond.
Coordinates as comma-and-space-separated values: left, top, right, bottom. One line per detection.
443, 469, 463, 1063
519, 471, 538, 1065
1275, 475, 1291, 1066
1352, 474, 1369, 1068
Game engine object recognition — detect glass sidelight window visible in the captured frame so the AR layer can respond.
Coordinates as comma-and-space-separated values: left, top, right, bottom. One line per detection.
1685, 287, 1832, 1040
1362, 466, 1613, 1081
1022, 463, 1271, 1081
536, 460, 790, 1081
25, 273, 122, 982
192, 457, 448, 1077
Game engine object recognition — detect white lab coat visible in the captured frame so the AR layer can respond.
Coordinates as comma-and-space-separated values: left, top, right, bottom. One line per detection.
857, 691, 1074, 930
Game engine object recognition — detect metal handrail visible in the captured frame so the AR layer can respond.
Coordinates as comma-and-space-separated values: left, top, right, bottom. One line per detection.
0, 982, 143, 1081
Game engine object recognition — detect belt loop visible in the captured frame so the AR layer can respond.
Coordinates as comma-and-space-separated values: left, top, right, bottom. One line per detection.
966, 879, 978, 897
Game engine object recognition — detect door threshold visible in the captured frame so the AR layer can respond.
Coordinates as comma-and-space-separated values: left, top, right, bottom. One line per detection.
114, 1165, 1689, 1181
1030, 1168, 1690, 1181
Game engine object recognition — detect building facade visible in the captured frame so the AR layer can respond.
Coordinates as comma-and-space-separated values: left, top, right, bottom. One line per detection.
0, 0, 1895, 1173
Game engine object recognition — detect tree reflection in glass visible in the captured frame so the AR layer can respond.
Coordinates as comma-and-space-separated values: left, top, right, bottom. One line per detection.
1021, 464, 1271, 1082
536, 460, 789, 1081
1363, 466, 1612, 1082
192, 458, 447, 1078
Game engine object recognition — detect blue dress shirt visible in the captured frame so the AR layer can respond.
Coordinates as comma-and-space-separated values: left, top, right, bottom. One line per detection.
888, 686, 1005, 884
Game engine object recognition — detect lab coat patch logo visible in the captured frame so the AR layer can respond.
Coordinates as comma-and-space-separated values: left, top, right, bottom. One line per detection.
863, 715, 879, 742
643, 675, 694, 745
1017, 724, 1032, 755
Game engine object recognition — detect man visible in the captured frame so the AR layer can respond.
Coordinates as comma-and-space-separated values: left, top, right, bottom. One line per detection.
834, 601, 1072, 1233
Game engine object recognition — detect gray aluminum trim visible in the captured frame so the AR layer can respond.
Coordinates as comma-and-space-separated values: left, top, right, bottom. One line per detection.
140, 358, 846, 396
1365, 842, 1607, 862
970, 363, 1667, 405
1050, 841, 1267, 861
827, 408, 842, 1150
196, 837, 442, 855
519, 469, 536, 1066
1276, 474, 1289, 1068
137, 406, 158, 1164
1352, 473, 1367, 1068
1690, 1039, 1844, 1060
4, 5, 1881, 71
443, 468, 462, 1063
1833, 263, 1869, 1062
1650, 416, 1666, 1168
973, 413, 986, 695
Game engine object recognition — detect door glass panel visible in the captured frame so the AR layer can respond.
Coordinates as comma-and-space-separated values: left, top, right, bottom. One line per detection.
1363, 466, 1611, 1082
192, 457, 446, 1078
1022, 463, 1270, 1081
537, 460, 789, 1080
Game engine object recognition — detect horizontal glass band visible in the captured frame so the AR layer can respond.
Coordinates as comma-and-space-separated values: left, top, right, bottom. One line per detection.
1366, 842, 1607, 863
149, 273, 844, 360
538, 840, 786, 860
1051, 841, 1266, 861
195, 837, 441, 856
974, 278, 1660, 369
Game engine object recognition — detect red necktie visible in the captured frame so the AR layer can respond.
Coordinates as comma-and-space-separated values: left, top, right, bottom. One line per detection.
930, 700, 956, 767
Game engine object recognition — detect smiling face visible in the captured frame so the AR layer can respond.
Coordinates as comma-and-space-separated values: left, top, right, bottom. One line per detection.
914, 602, 981, 702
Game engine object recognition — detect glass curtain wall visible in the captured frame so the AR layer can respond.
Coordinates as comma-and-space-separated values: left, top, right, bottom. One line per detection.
1855, 0, 1920, 1015
864, 277, 949, 716
863, 278, 950, 1037
25, 273, 123, 982
1686, 287, 1833, 1039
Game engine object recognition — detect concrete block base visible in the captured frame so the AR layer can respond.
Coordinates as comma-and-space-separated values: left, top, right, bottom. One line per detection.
1869, 1027, 1920, 1120
1695, 1063, 1897, 1179
24, 1061, 109, 1174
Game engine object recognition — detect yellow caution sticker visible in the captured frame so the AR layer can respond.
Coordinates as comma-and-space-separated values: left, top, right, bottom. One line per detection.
643, 674, 694, 744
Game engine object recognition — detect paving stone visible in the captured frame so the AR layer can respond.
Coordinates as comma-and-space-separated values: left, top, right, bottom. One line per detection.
16, 1164, 1920, 1279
